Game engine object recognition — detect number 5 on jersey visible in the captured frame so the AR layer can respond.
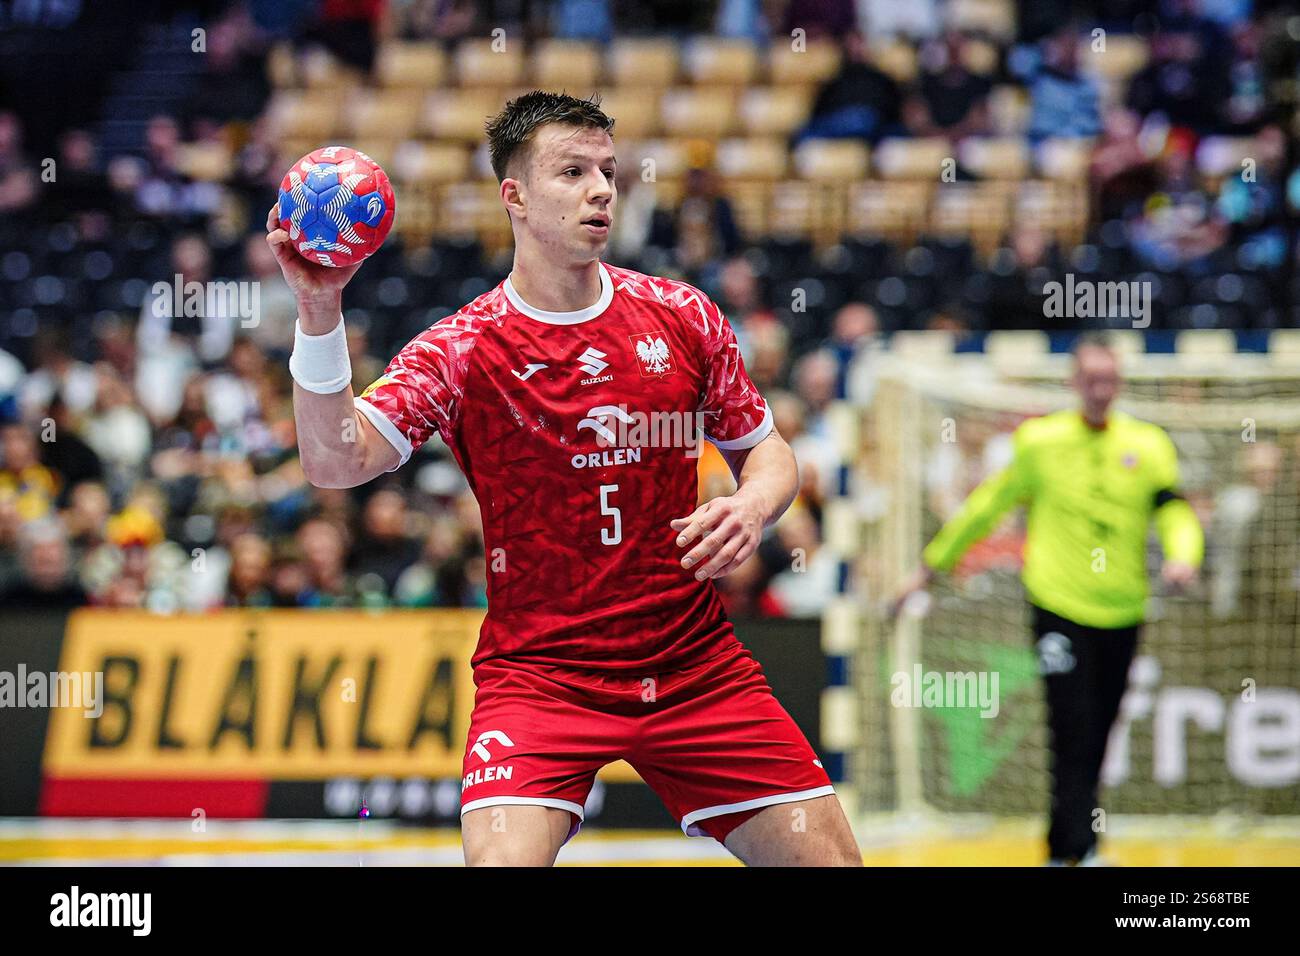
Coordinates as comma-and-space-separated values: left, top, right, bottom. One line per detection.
599, 483, 621, 545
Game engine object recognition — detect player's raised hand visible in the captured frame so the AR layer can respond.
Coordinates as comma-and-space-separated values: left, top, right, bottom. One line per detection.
671, 494, 765, 581
265, 201, 363, 324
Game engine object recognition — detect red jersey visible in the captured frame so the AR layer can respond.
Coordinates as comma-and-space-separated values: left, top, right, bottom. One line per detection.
354, 262, 772, 672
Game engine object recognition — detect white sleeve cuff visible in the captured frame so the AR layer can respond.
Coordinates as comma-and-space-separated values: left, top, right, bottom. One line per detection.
354, 397, 413, 472
708, 404, 773, 451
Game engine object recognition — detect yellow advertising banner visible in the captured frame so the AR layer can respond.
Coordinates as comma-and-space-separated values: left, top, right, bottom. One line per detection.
45, 609, 640, 782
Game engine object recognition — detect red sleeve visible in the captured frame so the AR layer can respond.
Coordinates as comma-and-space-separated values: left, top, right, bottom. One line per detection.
353, 318, 477, 471
690, 288, 773, 450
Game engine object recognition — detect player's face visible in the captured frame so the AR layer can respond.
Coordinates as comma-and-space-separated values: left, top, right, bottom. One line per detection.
1072, 346, 1122, 418
517, 124, 616, 261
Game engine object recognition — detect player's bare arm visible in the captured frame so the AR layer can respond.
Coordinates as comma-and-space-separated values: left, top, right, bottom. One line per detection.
266, 200, 399, 487
671, 430, 798, 580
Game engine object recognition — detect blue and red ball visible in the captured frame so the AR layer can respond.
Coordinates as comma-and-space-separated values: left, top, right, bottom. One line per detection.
277, 146, 396, 268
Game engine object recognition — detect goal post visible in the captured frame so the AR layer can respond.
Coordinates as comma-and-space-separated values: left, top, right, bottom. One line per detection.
840, 344, 1300, 822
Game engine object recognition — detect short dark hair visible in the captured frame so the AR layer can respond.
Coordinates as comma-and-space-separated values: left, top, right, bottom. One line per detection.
484, 90, 614, 183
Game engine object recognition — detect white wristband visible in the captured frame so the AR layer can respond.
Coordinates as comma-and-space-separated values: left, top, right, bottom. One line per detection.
289, 316, 352, 394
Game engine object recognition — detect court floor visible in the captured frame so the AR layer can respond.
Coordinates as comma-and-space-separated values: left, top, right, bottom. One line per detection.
3, 816, 1298, 866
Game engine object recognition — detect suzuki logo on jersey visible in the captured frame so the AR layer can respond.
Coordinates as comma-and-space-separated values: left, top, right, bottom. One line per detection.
577, 346, 610, 376
629, 331, 674, 377
470, 730, 515, 762
511, 362, 547, 381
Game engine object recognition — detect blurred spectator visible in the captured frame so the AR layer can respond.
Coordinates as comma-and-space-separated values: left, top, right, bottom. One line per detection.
19, 329, 99, 422
905, 32, 992, 140
1126, 3, 1233, 133
799, 31, 903, 144
37, 396, 105, 503
1027, 26, 1102, 142
553, 0, 613, 43
662, 167, 741, 276
0, 423, 60, 522
779, 0, 857, 41
0, 112, 38, 214
350, 488, 421, 591
225, 531, 275, 607
0, 518, 87, 609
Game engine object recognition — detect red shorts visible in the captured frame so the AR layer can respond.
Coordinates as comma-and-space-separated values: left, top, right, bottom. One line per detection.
459, 640, 835, 845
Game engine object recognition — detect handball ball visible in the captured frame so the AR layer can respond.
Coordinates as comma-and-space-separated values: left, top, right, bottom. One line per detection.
277, 146, 395, 268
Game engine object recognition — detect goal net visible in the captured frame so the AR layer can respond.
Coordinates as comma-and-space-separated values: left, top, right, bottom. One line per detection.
848, 342, 1300, 821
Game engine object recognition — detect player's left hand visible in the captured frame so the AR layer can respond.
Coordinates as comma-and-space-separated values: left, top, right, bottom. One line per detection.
1161, 560, 1198, 592
671, 493, 765, 581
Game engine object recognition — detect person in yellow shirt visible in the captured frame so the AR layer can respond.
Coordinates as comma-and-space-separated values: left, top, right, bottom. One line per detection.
897, 333, 1204, 865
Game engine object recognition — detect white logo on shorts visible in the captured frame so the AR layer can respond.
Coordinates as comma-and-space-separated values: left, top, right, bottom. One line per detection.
470, 730, 516, 763
1037, 632, 1076, 675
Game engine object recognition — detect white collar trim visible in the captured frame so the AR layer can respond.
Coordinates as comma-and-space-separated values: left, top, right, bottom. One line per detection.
504, 262, 613, 325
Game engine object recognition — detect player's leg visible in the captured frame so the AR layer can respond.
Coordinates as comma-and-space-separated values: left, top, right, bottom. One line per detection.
631, 641, 862, 867
722, 794, 862, 866
1080, 622, 1140, 861
458, 659, 617, 867
1034, 605, 1100, 863
461, 804, 574, 866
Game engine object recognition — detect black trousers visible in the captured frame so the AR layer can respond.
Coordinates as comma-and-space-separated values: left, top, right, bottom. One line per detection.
1031, 604, 1139, 862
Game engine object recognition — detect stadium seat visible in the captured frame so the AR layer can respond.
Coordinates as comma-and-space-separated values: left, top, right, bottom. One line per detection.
948, 0, 1017, 41
1106, 329, 1148, 358
436, 181, 513, 250
660, 88, 738, 137
873, 138, 951, 179
959, 137, 1030, 180
1076, 33, 1148, 80
627, 138, 691, 182
530, 40, 603, 91
266, 90, 341, 141
987, 85, 1030, 136
597, 90, 662, 139
683, 38, 759, 86
961, 38, 1001, 76
793, 139, 869, 181
606, 39, 679, 87
720, 181, 771, 239
1035, 138, 1094, 180
716, 138, 789, 180
454, 38, 525, 89
985, 330, 1050, 366
891, 330, 956, 358
376, 41, 447, 88
930, 182, 1010, 255
1175, 329, 1237, 357
300, 46, 363, 89
345, 89, 423, 140
1017, 181, 1088, 246
768, 40, 841, 85
846, 181, 931, 245
423, 90, 501, 143
738, 86, 814, 137
391, 142, 472, 184
1267, 330, 1300, 367
175, 143, 233, 182
869, 39, 918, 83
